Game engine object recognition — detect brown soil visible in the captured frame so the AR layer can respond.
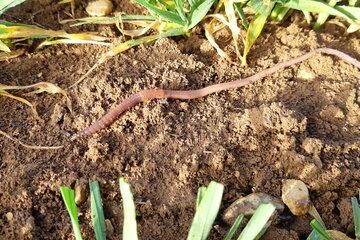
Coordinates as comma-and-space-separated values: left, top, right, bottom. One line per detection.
1, 1, 360, 240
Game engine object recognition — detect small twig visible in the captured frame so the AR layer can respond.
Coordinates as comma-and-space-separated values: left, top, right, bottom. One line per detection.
0, 129, 64, 150
71, 47, 360, 140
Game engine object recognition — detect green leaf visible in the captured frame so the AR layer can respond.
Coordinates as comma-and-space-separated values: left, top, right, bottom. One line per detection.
306, 230, 322, 240
309, 219, 331, 240
242, 2, 275, 64
237, 203, 276, 240
0, 0, 27, 15
196, 186, 207, 209
119, 177, 138, 240
224, 214, 244, 240
90, 181, 107, 240
352, 196, 360, 239
174, 0, 188, 23
234, 3, 249, 29
133, 0, 186, 26
60, 187, 83, 240
187, 181, 224, 240
314, 0, 339, 30
188, 0, 216, 29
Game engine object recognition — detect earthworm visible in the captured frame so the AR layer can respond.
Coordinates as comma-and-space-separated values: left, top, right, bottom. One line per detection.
71, 47, 360, 140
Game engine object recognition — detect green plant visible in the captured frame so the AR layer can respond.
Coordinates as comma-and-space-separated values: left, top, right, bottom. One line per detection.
60, 186, 83, 240
61, 178, 278, 240
307, 189, 360, 239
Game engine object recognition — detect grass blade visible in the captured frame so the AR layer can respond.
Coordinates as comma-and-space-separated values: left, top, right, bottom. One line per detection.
237, 203, 276, 240
90, 181, 106, 240
188, 0, 216, 29
234, 3, 249, 29
309, 219, 331, 240
314, 0, 339, 30
60, 187, 83, 240
0, 0, 26, 15
187, 181, 224, 240
119, 177, 138, 240
196, 186, 207, 209
351, 196, 360, 239
133, 0, 186, 26
224, 214, 244, 240
306, 230, 321, 240
242, 2, 275, 64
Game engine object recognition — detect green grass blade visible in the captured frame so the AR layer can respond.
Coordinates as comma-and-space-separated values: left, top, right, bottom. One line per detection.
283, 0, 359, 20
60, 187, 83, 240
237, 203, 275, 240
242, 2, 275, 64
234, 3, 249, 29
174, 0, 188, 23
351, 196, 360, 239
314, 0, 339, 30
133, 0, 186, 26
224, 214, 244, 240
306, 230, 321, 240
309, 219, 331, 240
119, 177, 138, 240
188, 0, 216, 29
196, 186, 207, 209
0, 0, 26, 15
187, 181, 224, 240
90, 181, 106, 240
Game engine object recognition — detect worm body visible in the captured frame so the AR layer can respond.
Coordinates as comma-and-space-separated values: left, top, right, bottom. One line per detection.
71, 48, 360, 140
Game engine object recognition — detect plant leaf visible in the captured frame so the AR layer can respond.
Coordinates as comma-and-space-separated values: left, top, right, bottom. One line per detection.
314, 0, 340, 30
242, 1, 275, 64
0, 40, 11, 52
60, 187, 83, 240
90, 181, 107, 240
188, 0, 216, 29
237, 203, 276, 240
224, 214, 244, 240
187, 181, 224, 240
0, 0, 27, 15
133, 0, 186, 26
309, 219, 331, 240
352, 196, 360, 239
119, 177, 138, 240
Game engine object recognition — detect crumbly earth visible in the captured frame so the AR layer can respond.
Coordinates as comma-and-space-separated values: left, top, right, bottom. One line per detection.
1, 1, 360, 240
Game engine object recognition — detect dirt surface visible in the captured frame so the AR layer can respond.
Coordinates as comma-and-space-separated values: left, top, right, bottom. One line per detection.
1, 1, 360, 239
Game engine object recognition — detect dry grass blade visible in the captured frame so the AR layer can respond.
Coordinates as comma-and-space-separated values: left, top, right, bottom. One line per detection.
0, 129, 64, 150
223, 0, 242, 60
0, 48, 25, 61
2, 81, 72, 112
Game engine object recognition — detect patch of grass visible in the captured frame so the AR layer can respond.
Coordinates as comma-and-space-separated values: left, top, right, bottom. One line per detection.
61, 178, 277, 239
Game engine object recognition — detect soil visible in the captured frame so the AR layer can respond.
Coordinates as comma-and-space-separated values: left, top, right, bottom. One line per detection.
1, 1, 360, 240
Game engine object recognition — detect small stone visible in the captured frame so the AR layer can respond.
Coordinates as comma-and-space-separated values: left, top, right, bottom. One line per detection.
282, 179, 310, 216
297, 69, 315, 80
20, 217, 34, 236
223, 193, 284, 224
326, 230, 352, 240
105, 219, 114, 235
75, 181, 88, 205
302, 138, 323, 156
86, 0, 113, 17
179, 102, 189, 111
5, 212, 13, 222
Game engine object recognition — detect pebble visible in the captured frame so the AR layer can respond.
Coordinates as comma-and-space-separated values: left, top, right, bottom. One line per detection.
5, 212, 13, 222
75, 180, 88, 205
223, 193, 284, 224
282, 179, 310, 216
105, 219, 114, 235
86, 0, 113, 16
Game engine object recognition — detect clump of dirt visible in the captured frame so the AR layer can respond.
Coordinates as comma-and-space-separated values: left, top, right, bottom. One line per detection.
1, 1, 360, 239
